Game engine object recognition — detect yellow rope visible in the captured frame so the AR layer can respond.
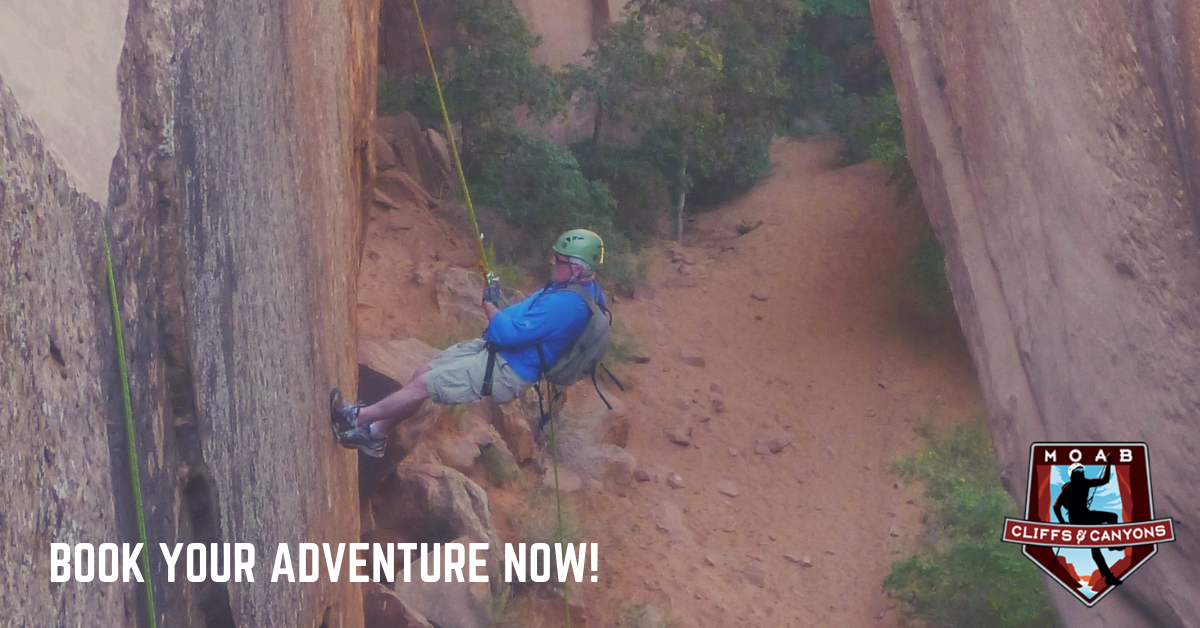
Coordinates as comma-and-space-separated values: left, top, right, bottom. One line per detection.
408, 9, 569, 624
410, 0, 492, 282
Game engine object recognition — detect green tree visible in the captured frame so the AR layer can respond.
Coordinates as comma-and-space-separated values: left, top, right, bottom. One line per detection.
571, 0, 801, 241
396, 0, 561, 168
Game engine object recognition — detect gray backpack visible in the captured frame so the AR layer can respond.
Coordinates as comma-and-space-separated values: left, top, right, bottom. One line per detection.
537, 284, 611, 387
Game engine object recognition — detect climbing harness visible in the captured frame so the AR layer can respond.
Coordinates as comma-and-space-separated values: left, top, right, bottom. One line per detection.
103, 228, 158, 628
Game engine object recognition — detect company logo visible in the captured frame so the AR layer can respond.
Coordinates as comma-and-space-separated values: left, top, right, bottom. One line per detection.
1001, 443, 1175, 606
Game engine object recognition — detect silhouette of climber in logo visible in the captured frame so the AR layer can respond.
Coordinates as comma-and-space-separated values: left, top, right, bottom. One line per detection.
1054, 452, 1123, 587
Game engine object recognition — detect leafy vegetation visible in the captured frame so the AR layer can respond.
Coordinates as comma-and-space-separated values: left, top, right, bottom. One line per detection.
902, 225, 953, 311
569, 0, 802, 239
472, 126, 618, 242
886, 421, 1056, 628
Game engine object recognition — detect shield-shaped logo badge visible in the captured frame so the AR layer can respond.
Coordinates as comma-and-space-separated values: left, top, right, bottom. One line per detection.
1001, 443, 1175, 606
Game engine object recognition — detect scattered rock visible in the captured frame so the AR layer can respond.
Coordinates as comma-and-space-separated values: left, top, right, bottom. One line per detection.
633, 282, 659, 301
888, 526, 900, 538
654, 501, 695, 545
590, 444, 637, 485
704, 554, 721, 567
728, 447, 740, 457
668, 243, 691, 264
667, 473, 686, 489
750, 288, 770, 301
801, 556, 813, 568
744, 563, 766, 587
677, 263, 693, 276
709, 393, 726, 413
633, 468, 652, 483
716, 480, 740, 497
543, 467, 583, 493
735, 219, 763, 235
679, 346, 706, 367
664, 424, 693, 446
755, 433, 793, 455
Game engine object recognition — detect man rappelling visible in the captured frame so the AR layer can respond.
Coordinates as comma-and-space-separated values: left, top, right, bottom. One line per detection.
329, 229, 610, 458
1053, 452, 1124, 587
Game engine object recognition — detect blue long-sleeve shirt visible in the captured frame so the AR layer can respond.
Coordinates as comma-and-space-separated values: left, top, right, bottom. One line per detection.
484, 281, 607, 382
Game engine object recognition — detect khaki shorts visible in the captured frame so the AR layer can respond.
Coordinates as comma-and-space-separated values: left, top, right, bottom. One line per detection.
422, 339, 531, 405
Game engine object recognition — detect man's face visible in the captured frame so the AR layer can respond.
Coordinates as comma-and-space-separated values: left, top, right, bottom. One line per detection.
551, 253, 577, 283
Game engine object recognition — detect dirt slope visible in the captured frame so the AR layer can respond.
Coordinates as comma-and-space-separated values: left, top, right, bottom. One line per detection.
571, 137, 982, 627
358, 136, 984, 627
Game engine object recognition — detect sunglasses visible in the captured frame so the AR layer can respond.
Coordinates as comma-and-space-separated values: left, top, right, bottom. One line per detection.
553, 254, 576, 266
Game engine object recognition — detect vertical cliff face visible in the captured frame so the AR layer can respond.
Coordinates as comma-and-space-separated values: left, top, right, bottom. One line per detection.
871, 0, 1200, 625
1, 77, 131, 628
1, 0, 378, 625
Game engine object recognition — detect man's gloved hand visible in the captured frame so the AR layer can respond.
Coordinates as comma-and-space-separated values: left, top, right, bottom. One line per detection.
482, 276, 503, 305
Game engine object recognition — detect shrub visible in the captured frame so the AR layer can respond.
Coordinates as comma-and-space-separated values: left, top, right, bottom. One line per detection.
599, 251, 647, 297
472, 126, 619, 243
510, 481, 583, 547
829, 85, 906, 168
902, 226, 953, 311
606, 320, 647, 365
886, 421, 1056, 628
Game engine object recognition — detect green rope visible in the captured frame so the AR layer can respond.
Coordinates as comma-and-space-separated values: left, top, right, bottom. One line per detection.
102, 227, 158, 628
545, 384, 573, 628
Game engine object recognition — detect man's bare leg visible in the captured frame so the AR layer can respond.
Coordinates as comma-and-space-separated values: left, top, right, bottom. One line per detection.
356, 365, 432, 437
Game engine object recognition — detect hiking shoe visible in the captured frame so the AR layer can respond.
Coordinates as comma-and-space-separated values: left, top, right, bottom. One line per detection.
329, 388, 362, 440
338, 426, 386, 458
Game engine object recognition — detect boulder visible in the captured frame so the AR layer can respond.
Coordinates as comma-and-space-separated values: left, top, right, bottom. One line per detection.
376, 168, 436, 209
393, 537, 493, 628
588, 444, 637, 486
373, 129, 400, 172
436, 266, 488, 330
358, 338, 442, 386
368, 464, 505, 593
375, 113, 447, 194
363, 582, 435, 628
488, 396, 538, 463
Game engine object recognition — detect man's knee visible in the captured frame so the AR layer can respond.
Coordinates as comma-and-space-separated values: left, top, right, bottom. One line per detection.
410, 364, 432, 384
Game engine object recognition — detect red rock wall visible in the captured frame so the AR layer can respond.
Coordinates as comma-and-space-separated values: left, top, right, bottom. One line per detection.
2, 0, 379, 624
871, 0, 1200, 624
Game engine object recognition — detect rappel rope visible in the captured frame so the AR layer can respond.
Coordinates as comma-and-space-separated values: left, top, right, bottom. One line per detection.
410, 1, 572, 624
410, 0, 493, 286
103, 228, 159, 628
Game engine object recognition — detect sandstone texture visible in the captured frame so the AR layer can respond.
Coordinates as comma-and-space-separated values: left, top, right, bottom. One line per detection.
1, 77, 130, 628
2, 0, 378, 624
872, 0, 1200, 624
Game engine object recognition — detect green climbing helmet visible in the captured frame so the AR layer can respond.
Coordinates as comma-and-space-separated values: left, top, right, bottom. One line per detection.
553, 229, 605, 266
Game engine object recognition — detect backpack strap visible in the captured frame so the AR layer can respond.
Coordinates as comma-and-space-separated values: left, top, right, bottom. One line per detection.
481, 341, 498, 397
